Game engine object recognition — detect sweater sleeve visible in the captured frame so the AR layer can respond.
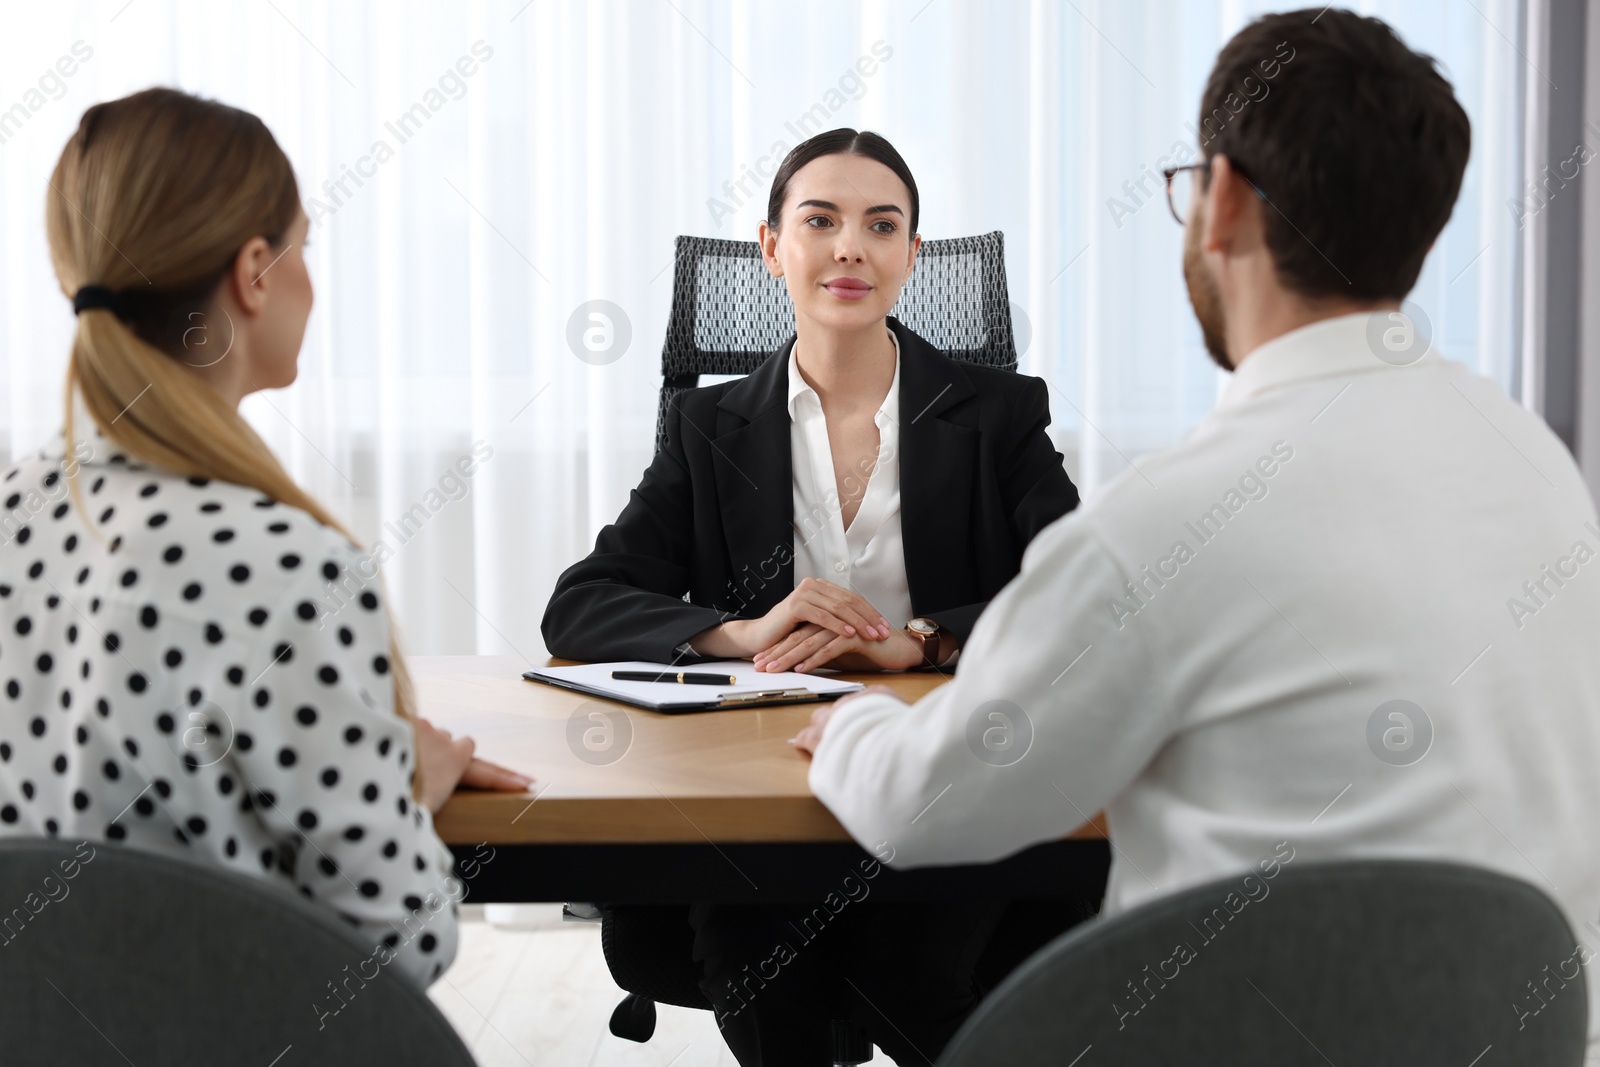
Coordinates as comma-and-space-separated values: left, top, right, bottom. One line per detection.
809, 516, 1171, 869
227, 540, 461, 988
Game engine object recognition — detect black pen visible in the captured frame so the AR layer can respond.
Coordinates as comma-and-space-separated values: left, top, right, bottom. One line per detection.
612, 670, 739, 685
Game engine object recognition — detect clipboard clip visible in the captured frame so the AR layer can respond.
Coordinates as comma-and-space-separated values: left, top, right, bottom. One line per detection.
716, 688, 814, 706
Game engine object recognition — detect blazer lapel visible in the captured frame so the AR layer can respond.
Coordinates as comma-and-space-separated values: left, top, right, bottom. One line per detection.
890, 317, 979, 616
711, 340, 794, 617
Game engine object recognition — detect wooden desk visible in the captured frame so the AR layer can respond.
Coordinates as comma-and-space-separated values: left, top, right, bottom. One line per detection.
416, 656, 1109, 903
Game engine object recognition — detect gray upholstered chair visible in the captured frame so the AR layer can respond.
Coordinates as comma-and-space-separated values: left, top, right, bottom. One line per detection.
939, 858, 1589, 1067
0, 838, 476, 1066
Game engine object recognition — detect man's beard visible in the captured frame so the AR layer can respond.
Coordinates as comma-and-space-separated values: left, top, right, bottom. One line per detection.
1183, 202, 1232, 371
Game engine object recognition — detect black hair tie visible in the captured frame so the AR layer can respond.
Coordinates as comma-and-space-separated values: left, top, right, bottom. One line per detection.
72, 285, 122, 316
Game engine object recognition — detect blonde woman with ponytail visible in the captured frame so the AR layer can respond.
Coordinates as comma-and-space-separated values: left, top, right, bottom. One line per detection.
0, 87, 529, 987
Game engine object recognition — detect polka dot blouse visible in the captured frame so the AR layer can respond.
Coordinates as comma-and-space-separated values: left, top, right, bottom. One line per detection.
0, 422, 459, 987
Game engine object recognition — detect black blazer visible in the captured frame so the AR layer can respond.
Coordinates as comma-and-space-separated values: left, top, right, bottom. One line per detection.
541, 317, 1079, 663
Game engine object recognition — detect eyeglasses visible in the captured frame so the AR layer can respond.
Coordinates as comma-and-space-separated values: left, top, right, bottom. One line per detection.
1161, 161, 1269, 225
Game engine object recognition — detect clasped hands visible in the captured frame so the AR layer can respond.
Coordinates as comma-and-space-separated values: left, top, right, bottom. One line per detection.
697, 577, 924, 675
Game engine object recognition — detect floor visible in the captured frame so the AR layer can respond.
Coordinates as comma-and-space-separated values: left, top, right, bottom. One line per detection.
428, 905, 902, 1067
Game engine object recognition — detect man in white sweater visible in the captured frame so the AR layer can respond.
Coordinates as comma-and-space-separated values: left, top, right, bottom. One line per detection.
797, 7, 1600, 1056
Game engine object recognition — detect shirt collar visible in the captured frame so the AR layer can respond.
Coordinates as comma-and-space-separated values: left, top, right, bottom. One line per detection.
1217, 310, 1446, 410
787, 327, 902, 424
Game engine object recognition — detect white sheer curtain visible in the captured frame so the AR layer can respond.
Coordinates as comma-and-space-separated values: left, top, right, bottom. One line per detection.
0, 0, 1521, 658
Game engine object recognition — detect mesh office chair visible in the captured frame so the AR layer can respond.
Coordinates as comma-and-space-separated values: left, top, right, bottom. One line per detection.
599, 231, 1033, 1067
653, 231, 1019, 452
940, 859, 1590, 1067
0, 839, 477, 1066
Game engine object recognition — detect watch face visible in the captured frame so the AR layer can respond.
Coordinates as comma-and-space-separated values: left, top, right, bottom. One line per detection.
908, 618, 937, 636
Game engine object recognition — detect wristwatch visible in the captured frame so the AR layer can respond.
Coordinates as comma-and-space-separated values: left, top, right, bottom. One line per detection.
905, 617, 951, 669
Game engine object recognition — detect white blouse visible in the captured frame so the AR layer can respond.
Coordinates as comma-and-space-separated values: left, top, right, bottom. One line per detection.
0, 418, 459, 987
787, 329, 914, 629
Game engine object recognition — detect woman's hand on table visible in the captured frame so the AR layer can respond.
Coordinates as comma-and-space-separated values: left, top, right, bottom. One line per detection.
415, 717, 534, 814
692, 579, 893, 659
791, 686, 906, 757
755, 623, 922, 674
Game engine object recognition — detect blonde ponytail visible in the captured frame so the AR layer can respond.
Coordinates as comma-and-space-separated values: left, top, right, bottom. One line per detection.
49, 88, 422, 796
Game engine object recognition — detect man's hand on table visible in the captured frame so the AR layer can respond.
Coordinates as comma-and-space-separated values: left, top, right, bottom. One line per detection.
791, 685, 907, 758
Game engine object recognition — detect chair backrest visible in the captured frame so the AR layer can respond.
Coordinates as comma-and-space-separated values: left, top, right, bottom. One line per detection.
939, 859, 1589, 1067
0, 838, 476, 1066
655, 231, 1018, 453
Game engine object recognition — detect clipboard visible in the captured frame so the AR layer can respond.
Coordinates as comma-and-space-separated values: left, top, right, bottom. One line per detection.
521, 659, 864, 713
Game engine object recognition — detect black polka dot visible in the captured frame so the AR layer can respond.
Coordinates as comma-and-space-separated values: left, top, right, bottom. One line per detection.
200, 501, 222, 513
297, 809, 318, 831
14, 616, 31, 635
204, 623, 223, 643
134, 796, 154, 816
162, 545, 182, 563
156, 713, 174, 733
127, 672, 147, 693
29, 717, 45, 737
165, 648, 183, 668
72, 790, 89, 811
106, 823, 127, 841
34, 653, 52, 674
359, 880, 380, 898
229, 564, 250, 583
318, 666, 339, 686
0, 805, 15, 824
248, 607, 269, 626
338, 627, 354, 646
373, 655, 390, 675
296, 601, 318, 621
295, 706, 318, 726
147, 512, 168, 528
186, 816, 207, 836
343, 825, 365, 842
320, 767, 339, 788
359, 592, 379, 610
140, 605, 159, 628
322, 562, 340, 581
102, 759, 119, 781
119, 568, 138, 587
362, 783, 379, 802
280, 553, 302, 570
277, 747, 297, 768
213, 528, 235, 543
4, 680, 17, 699
344, 726, 363, 745
419, 933, 438, 953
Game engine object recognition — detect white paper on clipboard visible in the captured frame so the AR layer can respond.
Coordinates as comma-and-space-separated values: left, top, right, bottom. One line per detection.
522, 659, 864, 711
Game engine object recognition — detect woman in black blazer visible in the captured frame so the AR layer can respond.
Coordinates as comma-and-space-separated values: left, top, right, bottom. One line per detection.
542, 130, 1079, 1066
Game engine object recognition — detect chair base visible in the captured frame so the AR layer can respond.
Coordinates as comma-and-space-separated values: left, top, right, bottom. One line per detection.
608, 992, 657, 1042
